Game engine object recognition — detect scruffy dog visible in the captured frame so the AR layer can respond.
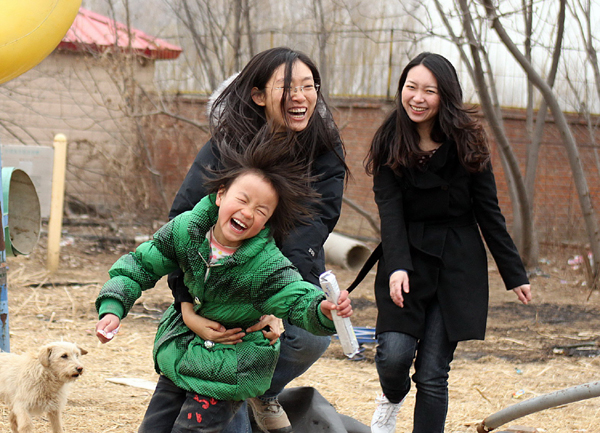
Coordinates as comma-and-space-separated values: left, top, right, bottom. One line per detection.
0, 342, 87, 433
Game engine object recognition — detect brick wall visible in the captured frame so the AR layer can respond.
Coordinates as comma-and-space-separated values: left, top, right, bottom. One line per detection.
2, 62, 598, 244
329, 98, 387, 241
144, 95, 211, 212
156, 96, 600, 244
490, 108, 600, 242
154, 97, 600, 241
333, 101, 600, 244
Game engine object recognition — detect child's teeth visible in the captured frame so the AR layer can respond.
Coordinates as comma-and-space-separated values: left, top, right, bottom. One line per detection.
233, 218, 247, 228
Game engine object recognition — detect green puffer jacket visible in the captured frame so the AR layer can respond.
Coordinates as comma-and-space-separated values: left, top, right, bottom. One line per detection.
96, 194, 335, 401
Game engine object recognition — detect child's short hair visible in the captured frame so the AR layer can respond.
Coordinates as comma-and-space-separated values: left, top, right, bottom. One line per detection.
204, 135, 320, 245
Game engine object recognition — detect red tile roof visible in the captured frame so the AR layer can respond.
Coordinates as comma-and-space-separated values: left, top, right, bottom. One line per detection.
57, 8, 182, 60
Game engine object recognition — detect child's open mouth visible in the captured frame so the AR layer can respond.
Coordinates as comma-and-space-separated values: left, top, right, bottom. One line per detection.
230, 218, 247, 234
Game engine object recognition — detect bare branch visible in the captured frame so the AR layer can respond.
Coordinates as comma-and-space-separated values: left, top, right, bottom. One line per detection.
479, 0, 600, 280
342, 196, 380, 236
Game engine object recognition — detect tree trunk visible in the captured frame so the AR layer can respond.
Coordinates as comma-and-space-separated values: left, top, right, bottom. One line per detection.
458, 0, 537, 267
481, 0, 600, 282
232, 0, 243, 71
312, 0, 330, 102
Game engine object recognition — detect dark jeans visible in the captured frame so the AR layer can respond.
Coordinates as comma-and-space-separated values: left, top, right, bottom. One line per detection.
138, 375, 246, 433
375, 300, 457, 433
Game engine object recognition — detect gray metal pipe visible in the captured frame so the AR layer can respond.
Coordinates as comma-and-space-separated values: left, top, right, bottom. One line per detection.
476, 380, 600, 432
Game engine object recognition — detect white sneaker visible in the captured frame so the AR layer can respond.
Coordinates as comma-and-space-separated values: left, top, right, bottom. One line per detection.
370, 394, 403, 433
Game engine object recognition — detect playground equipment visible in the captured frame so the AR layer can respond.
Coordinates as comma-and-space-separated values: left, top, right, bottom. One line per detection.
0, 0, 82, 352
0, 0, 82, 84
476, 380, 600, 432
2, 168, 41, 257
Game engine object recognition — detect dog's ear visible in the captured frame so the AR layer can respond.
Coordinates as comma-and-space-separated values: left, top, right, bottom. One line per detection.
78, 346, 88, 356
39, 345, 52, 367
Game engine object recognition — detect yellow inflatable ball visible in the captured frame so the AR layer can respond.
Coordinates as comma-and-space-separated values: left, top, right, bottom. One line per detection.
0, 0, 81, 84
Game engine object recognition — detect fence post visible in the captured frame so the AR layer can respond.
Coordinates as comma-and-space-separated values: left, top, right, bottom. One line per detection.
47, 134, 67, 273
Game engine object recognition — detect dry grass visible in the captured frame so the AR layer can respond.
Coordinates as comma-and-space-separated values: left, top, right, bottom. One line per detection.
0, 236, 598, 432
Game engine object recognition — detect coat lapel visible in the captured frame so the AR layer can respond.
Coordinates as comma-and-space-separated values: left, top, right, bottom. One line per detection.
404, 140, 452, 189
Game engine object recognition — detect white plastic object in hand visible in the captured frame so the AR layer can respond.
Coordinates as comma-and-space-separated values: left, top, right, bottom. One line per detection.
98, 325, 120, 340
319, 270, 360, 358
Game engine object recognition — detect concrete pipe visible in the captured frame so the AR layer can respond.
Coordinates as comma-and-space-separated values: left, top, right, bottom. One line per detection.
2, 168, 41, 256
476, 380, 600, 432
324, 232, 372, 271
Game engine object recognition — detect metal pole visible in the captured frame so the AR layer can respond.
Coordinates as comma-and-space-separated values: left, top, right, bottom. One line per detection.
0, 267, 7, 352
0, 143, 9, 352
477, 380, 600, 432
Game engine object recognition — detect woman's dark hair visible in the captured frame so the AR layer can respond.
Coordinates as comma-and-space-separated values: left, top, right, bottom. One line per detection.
365, 52, 490, 175
209, 47, 348, 177
204, 138, 319, 245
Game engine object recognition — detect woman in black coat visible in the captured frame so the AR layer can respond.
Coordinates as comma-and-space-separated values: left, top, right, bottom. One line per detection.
365, 52, 532, 433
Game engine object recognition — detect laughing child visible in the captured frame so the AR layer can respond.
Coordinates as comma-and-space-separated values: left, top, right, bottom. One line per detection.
94, 141, 352, 432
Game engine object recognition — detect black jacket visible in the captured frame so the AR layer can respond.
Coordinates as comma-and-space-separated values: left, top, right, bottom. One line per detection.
373, 140, 528, 342
168, 138, 346, 303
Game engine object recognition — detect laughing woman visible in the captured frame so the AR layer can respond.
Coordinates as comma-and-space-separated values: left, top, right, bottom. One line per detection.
365, 52, 532, 433
168, 47, 349, 433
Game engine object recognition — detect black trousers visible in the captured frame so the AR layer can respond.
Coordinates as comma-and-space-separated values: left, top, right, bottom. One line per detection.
138, 375, 243, 433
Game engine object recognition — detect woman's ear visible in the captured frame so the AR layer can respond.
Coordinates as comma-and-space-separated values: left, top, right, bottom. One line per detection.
251, 87, 266, 106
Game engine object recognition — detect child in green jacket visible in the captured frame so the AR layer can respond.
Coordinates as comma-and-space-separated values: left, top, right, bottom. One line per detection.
95, 142, 352, 432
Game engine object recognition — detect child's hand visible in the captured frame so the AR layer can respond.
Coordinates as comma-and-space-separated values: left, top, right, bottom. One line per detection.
320, 290, 353, 321
181, 302, 245, 344
246, 315, 282, 345
96, 313, 121, 344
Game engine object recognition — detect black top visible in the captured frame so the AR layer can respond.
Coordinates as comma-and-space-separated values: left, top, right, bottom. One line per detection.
372, 140, 529, 342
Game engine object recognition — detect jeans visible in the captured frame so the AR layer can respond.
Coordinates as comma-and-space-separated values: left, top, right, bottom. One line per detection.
222, 401, 251, 433
375, 300, 457, 433
265, 319, 331, 397
223, 319, 331, 432
138, 375, 247, 433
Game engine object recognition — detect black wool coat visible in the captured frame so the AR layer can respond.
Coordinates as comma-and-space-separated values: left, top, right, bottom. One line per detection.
373, 140, 529, 342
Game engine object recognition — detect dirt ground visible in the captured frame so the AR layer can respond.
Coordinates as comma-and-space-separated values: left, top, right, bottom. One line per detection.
1, 222, 599, 433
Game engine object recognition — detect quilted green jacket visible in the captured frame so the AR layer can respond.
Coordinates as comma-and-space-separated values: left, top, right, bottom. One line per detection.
96, 194, 335, 401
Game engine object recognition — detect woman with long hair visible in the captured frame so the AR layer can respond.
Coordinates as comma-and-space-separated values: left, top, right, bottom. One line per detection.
365, 52, 531, 433
168, 46, 349, 433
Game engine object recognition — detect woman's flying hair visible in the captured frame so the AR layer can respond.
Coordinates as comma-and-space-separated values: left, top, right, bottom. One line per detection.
204, 134, 320, 245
